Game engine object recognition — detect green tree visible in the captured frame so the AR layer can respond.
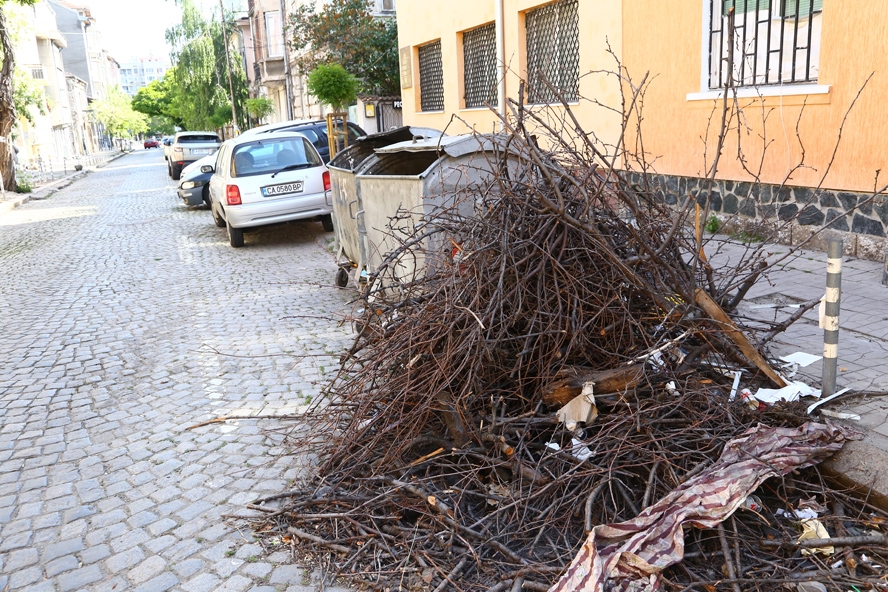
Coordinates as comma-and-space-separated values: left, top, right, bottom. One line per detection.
245, 97, 274, 125
166, 0, 248, 132
93, 86, 148, 140
146, 116, 175, 136
288, 0, 399, 96
0, 0, 38, 191
132, 75, 181, 129
306, 64, 359, 112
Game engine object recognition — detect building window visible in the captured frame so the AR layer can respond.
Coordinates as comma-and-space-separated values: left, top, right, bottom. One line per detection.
30, 66, 45, 80
418, 40, 444, 112
462, 23, 497, 109
381, 0, 395, 10
525, 0, 579, 104
265, 11, 284, 57
708, 0, 822, 89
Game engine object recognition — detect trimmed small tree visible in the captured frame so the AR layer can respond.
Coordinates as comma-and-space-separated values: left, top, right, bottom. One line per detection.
306, 64, 359, 112
245, 97, 274, 126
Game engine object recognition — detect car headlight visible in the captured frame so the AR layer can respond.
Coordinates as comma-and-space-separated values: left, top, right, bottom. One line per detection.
181, 180, 204, 189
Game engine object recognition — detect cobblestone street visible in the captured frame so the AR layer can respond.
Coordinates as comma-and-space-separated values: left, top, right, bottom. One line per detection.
0, 150, 355, 591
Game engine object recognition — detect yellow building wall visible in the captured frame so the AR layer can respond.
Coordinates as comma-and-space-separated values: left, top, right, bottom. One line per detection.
396, 0, 624, 148
622, 0, 888, 193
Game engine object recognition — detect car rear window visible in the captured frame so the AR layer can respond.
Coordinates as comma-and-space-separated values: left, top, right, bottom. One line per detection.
230, 137, 322, 178
178, 135, 220, 143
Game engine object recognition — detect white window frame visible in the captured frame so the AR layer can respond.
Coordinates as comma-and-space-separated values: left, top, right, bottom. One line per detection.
687, 0, 829, 101
265, 11, 284, 58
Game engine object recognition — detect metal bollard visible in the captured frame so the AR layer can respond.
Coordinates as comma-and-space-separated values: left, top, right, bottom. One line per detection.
822, 238, 842, 396
882, 249, 888, 286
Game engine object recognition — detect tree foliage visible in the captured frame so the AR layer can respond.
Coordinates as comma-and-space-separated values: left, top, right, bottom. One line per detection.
288, 0, 399, 96
132, 75, 181, 129
93, 86, 148, 139
307, 64, 359, 112
245, 97, 274, 122
0, 0, 39, 190
165, 0, 248, 132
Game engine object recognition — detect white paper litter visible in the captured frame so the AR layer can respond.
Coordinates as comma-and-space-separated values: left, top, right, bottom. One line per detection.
806, 387, 852, 414
569, 438, 593, 461
780, 352, 823, 367
819, 409, 860, 421
752, 381, 820, 405
777, 508, 819, 520
729, 370, 743, 401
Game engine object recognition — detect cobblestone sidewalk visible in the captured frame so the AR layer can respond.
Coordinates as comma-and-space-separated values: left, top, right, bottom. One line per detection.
0, 150, 355, 591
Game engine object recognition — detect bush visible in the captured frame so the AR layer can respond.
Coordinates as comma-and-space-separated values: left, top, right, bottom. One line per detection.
306, 64, 360, 112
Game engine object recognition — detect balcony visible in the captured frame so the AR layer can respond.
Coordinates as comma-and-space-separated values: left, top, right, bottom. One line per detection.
259, 55, 285, 84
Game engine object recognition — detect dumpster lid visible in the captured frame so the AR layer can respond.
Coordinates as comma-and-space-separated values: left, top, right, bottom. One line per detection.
329, 126, 444, 170
374, 134, 513, 158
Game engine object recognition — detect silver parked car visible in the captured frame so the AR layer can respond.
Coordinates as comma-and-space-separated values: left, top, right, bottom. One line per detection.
168, 131, 221, 180
206, 131, 333, 248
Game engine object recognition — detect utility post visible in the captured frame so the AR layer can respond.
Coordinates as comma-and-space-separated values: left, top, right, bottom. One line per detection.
279, 0, 294, 120
219, 0, 239, 133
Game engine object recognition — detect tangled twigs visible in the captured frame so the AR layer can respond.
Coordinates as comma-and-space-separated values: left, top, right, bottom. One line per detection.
246, 88, 886, 591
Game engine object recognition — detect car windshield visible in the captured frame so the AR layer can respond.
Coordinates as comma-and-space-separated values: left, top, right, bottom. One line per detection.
178, 135, 220, 143
230, 137, 321, 178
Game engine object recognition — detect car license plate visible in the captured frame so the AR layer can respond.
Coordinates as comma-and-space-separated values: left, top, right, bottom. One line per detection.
191, 149, 212, 155
262, 181, 304, 197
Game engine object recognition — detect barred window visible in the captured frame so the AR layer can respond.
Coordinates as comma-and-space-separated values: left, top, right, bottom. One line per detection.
30, 67, 45, 80
525, 0, 579, 104
709, 0, 822, 89
418, 40, 445, 112
463, 23, 497, 109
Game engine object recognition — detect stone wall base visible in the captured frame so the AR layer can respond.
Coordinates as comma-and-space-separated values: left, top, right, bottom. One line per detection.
637, 173, 888, 263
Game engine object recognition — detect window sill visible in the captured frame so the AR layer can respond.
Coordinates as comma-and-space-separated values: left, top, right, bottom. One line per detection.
419, 110, 446, 114
686, 84, 830, 102
460, 106, 496, 112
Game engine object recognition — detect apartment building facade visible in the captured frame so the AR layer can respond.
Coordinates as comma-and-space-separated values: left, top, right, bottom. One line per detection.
120, 57, 171, 96
396, 0, 888, 258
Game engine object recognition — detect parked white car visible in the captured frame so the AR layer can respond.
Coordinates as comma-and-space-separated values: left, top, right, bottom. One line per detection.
168, 131, 221, 180
206, 131, 334, 248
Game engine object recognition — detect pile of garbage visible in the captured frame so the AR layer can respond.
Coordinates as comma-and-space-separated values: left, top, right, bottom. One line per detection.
250, 100, 887, 591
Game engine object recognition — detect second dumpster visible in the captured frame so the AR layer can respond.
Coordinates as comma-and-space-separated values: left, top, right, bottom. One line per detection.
355, 133, 520, 291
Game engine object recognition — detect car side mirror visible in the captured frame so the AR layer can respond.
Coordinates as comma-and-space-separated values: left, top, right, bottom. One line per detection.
200, 165, 214, 174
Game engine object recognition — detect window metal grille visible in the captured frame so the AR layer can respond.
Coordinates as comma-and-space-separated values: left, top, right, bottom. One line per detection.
418, 40, 445, 112
709, 0, 822, 89
463, 23, 497, 109
30, 67, 45, 80
525, 0, 579, 104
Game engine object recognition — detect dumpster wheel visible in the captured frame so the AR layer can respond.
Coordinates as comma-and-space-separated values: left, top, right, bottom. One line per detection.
335, 267, 349, 288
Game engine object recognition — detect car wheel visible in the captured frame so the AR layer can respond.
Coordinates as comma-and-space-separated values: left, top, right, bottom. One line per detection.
202, 186, 211, 208
227, 220, 244, 248
167, 162, 172, 177
335, 267, 349, 287
171, 165, 182, 181
321, 214, 334, 232
211, 201, 226, 228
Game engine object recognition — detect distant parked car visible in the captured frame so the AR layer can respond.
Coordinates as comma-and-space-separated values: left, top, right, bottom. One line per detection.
240, 119, 365, 163
162, 137, 173, 160
177, 154, 217, 207
168, 131, 221, 180
144, 137, 159, 149
206, 131, 334, 248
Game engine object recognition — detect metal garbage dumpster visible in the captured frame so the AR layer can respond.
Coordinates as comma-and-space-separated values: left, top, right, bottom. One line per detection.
355, 133, 520, 291
328, 126, 443, 287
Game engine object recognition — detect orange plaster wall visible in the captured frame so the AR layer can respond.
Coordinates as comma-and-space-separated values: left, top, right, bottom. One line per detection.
621, 0, 888, 193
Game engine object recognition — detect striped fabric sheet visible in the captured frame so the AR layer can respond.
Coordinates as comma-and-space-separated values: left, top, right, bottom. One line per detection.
550, 422, 858, 592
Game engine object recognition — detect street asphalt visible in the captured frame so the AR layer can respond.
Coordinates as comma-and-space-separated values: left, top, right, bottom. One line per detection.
0, 149, 355, 591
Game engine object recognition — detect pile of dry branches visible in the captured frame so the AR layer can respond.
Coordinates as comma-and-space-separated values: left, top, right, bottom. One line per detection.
249, 95, 888, 591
